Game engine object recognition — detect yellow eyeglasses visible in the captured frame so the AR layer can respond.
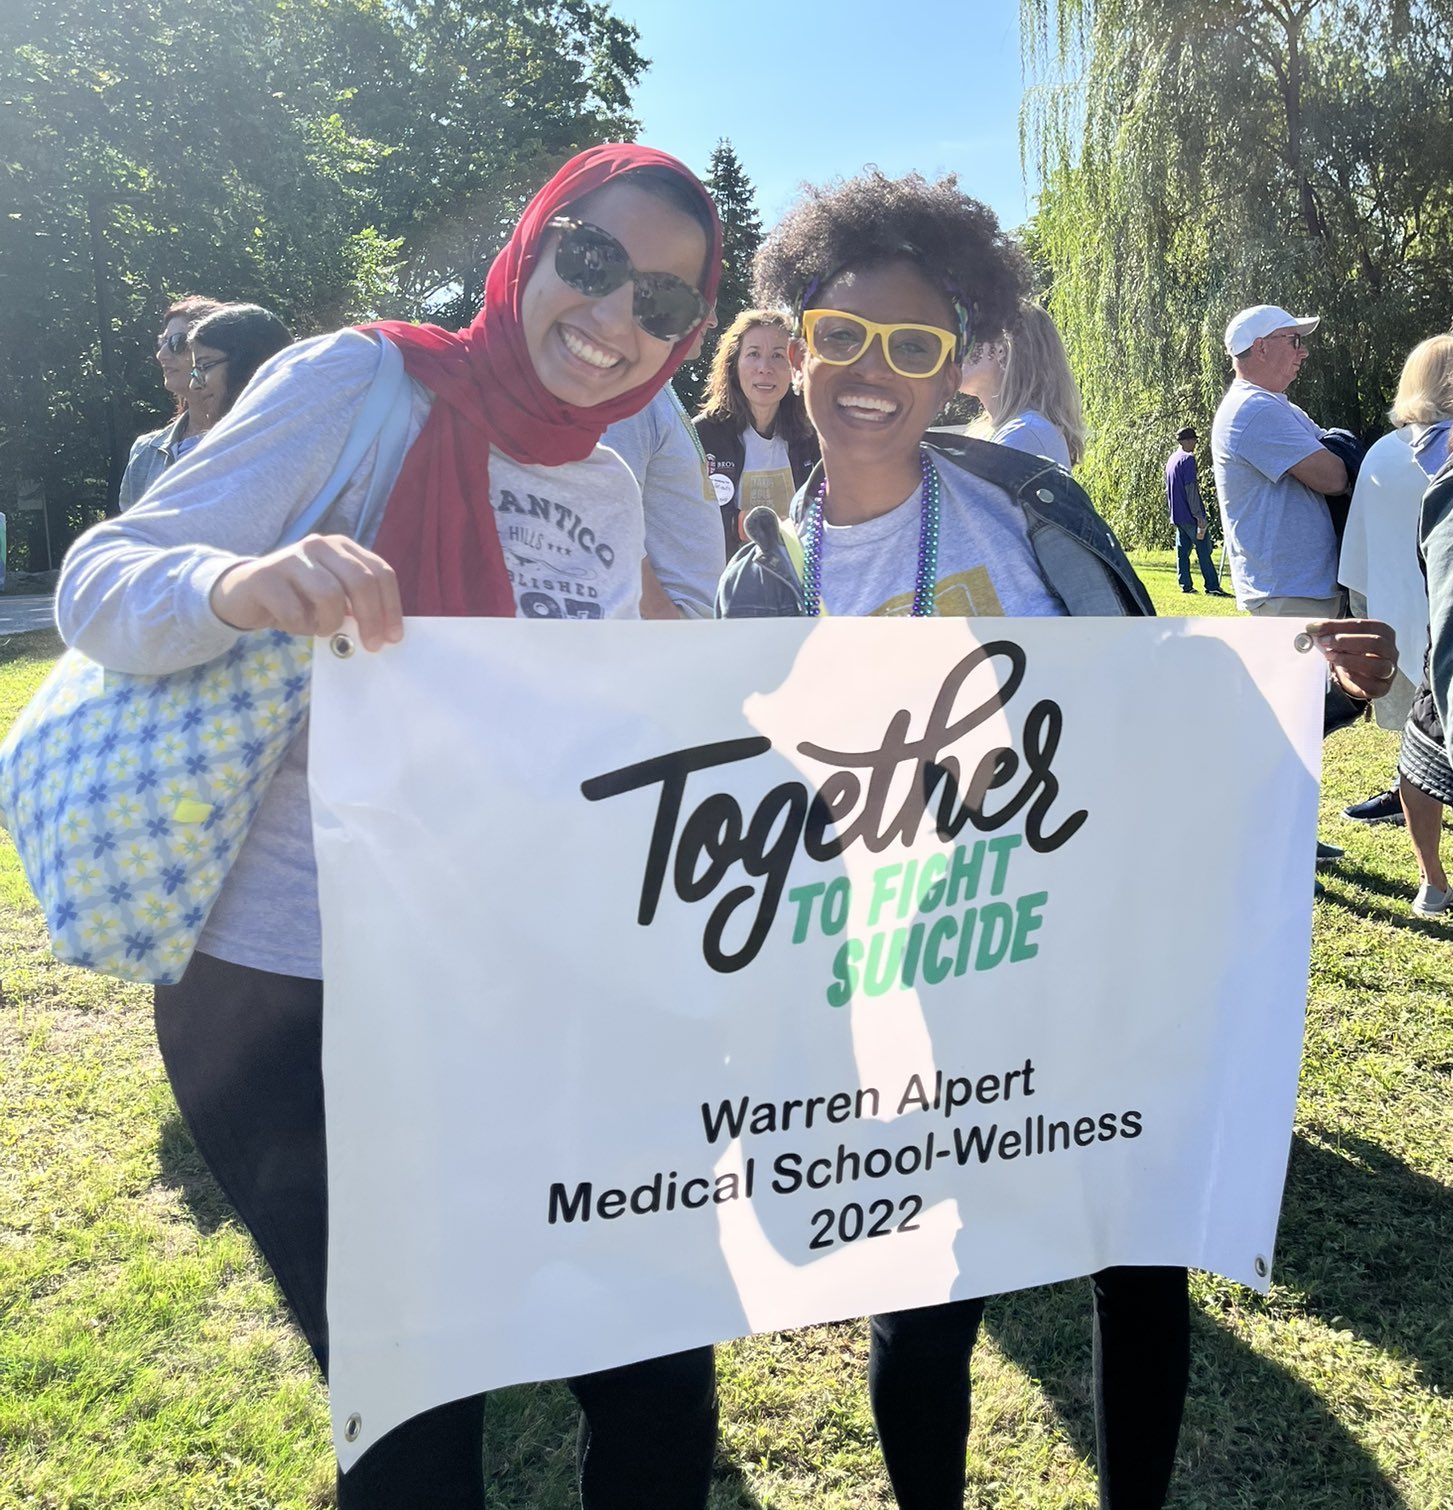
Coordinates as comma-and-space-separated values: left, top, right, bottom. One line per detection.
801, 309, 959, 379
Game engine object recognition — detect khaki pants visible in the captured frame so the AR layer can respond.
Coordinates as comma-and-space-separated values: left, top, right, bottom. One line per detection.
1244, 594, 1343, 619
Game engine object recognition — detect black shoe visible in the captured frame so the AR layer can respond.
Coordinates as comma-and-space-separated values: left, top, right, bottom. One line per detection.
1342, 789, 1405, 826
1316, 840, 1345, 865
1205, 587, 1232, 598
1181, 586, 1196, 594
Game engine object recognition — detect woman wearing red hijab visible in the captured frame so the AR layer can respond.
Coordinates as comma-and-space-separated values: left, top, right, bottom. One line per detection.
57, 146, 722, 1509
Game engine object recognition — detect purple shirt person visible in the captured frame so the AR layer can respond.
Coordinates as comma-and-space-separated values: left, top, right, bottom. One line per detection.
1166, 425, 1229, 596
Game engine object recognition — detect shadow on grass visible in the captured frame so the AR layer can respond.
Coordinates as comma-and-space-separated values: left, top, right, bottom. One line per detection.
976, 1128, 1428, 1506
481, 1379, 765, 1508
156, 1110, 237, 1236
1278, 1130, 1453, 1394
982, 1292, 1405, 1508
1318, 862, 1453, 935
0, 627, 63, 665
157, 1115, 766, 1507
152, 1120, 1436, 1504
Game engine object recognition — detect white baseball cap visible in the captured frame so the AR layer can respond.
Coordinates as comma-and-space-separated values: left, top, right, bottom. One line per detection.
1224, 305, 1319, 356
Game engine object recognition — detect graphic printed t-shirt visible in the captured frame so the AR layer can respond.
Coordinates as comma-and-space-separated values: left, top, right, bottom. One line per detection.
740, 427, 795, 520
807, 452, 1066, 619
491, 447, 643, 621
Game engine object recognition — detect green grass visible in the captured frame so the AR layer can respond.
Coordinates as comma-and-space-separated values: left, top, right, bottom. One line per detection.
3, 564, 1452, 1507
1126, 546, 1242, 617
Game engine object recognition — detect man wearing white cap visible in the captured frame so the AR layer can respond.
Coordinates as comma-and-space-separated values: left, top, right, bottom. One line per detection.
1211, 304, 1347, 618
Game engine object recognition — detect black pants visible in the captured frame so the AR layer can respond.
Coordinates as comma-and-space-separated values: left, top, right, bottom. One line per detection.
155, 951, 718, 1508
869, 1266, 1189, 1510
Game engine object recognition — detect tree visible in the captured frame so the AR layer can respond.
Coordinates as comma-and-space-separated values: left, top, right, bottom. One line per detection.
0, 0, 398, 551
706, 138, 763, 329
0, 0, 647, 560
289, 0, 647, 326
675, 137, 763, 410
1019, 0, 1453, 544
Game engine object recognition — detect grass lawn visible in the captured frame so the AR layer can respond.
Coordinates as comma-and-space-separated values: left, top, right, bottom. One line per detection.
3, 559, 1452, 1507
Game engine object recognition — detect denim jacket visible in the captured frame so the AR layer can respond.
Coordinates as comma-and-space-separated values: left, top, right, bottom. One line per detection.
715, 431, 1154, 620
117, 413, 190, 513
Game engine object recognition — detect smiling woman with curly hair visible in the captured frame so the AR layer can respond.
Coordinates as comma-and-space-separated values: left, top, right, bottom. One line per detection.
737, 180, 1187, 1509
719, 166, 1397, 1509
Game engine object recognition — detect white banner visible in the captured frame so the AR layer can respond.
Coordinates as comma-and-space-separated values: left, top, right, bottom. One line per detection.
310, 616, 1324, 1467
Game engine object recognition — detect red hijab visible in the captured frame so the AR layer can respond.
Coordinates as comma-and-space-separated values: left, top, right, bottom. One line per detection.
365, 144, 722, 615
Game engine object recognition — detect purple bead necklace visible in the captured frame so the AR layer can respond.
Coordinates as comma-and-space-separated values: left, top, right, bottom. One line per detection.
801, 446, 941, 617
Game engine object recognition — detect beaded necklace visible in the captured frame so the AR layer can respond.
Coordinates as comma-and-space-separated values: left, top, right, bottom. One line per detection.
801, 446, 941, 617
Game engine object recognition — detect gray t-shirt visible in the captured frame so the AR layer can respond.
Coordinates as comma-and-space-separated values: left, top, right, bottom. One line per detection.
808, 451, 1066, 618
740, 427, 796, 519
603, 385, 723, 618
57, 330, 643, 977
991, 408, 1072, 470
1210, 377, 1337, 605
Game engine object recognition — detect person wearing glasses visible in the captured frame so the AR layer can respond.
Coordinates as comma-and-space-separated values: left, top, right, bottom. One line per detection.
717, 172, 1395, 1509
183, 303, 293, 422
117, 293, 225, 511
57, 145, 722, 1509
1210, 305, 1347, 620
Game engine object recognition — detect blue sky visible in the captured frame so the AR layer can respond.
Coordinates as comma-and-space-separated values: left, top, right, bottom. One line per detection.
615, 0, 1042, 237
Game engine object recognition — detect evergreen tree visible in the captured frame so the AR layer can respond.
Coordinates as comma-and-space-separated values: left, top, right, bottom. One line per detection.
707, 137, 764, 327
675, 137, 763, 410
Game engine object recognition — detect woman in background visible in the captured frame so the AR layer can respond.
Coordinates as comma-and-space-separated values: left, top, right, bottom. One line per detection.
958, 298, 1085, 468
183, 303, 294, 422
694, 308, 818, 552
118, 293, 225, 510
1340, 334, 1453, 913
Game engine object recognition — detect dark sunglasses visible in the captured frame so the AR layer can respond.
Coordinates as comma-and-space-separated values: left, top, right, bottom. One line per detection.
157, 332, 189, 355
547, 217, 707, 343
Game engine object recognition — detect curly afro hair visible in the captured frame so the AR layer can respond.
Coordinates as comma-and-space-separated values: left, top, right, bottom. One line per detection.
753, 170, 1026, 352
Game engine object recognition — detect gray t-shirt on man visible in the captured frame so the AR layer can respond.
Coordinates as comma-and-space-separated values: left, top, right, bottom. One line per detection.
1210, 377, 1337, 607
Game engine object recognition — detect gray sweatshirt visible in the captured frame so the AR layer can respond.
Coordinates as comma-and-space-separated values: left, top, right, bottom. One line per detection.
602, 385, 724, 617
57, 330, 643, 977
